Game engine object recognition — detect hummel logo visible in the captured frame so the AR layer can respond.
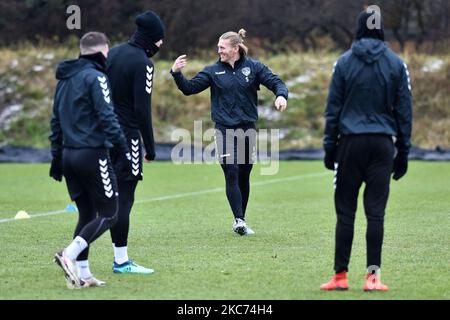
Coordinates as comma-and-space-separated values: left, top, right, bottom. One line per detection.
99, 158, 113, 198
131, 139, 140, 176
145, 65, 153, 95
98, 75, 111, 103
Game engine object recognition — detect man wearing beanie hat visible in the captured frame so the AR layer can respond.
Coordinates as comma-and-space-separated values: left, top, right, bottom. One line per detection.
106, 10, 165, 274
320, 7, 412, 292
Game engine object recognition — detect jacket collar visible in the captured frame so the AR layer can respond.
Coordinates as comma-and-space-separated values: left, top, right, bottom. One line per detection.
218, 55, 246, 70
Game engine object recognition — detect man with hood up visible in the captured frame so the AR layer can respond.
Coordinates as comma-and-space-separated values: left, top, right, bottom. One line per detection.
49, 32, 132, 289
320, 8, 413, 291
106, 10, 165, 274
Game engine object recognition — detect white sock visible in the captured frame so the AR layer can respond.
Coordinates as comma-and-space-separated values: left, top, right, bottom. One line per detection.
113, 244, 129, 264
76, 260, 92, 279
368, 267, 381, 277
65, 236, 88, 260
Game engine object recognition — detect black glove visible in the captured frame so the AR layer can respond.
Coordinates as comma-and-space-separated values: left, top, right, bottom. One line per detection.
144, 152, 155, 162
324, 148, 336, 171
49, 157, 63, 182
393, 151, 408, 181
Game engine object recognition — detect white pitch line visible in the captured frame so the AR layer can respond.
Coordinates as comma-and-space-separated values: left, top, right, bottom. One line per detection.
0, 171, 330, 224
0, 210, 68, 223
135, 172, 329, 204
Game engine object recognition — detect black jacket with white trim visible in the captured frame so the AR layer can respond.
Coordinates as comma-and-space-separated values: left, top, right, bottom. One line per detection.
49, 57, 129, 159
106, 42, 156, 160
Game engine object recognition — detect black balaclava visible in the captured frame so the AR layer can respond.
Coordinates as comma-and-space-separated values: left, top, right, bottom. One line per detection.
355, 10, 385, 41
129, 10, 165, 57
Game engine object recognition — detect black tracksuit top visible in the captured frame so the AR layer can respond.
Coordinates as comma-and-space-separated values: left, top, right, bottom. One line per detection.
106, 43, 156, 159
171, 56, 289, 126
49, 57, 128, 159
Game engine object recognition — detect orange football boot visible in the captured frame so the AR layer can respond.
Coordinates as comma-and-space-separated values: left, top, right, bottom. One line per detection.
320, 272, 349, 291
363, 273, 389, 292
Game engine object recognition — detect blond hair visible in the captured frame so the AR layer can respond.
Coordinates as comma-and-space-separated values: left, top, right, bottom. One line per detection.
219, 28, 248, 56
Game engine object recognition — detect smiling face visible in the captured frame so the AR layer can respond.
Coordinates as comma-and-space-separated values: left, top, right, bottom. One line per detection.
217, 38, 239, 64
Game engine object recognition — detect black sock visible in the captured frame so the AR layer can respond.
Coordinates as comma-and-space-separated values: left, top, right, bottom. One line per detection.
221, 164, 244, 219
238, 164, 253, 218
110, 180, 138, 247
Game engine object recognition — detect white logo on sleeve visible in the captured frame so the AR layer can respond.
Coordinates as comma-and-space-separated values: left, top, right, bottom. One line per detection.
99, 159, 113, 198
403, 63, 412, 92
333, 162, 339, 190
131, 139, 140, 176
97, 76, 111, 103
332, 61, 338, 74
145, 66, 153, 94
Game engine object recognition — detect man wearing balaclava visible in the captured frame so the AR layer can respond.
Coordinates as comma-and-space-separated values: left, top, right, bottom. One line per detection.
320, 7, 413, 291
106, 10, 165, 274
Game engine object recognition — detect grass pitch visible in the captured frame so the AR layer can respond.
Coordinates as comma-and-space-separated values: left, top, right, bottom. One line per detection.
0, 161, 448, 300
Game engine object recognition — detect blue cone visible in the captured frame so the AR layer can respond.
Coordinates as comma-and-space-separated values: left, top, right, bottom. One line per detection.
65, 204, 78, 212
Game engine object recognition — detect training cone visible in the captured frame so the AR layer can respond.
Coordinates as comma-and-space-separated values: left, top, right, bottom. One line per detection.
64, 204, 78, 212
15, 210, 30, 220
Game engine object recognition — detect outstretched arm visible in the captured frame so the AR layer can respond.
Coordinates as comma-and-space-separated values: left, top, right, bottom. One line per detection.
170, 55, 211, 95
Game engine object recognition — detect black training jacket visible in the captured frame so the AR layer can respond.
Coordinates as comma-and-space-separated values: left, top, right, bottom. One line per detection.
171, 56, 288, 126
324, 38, 413, 153
106, 43, 156, 160
49, 57, 128, 159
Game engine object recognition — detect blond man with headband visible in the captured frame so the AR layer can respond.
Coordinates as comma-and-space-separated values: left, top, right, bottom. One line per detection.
171, 29, 288, 236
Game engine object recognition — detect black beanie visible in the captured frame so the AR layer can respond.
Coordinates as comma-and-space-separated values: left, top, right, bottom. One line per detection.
355, 10, 385, 41
135, 10, 165, 43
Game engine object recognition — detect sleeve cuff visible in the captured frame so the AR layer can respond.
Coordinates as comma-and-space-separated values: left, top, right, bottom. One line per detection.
170, 69, 182, 77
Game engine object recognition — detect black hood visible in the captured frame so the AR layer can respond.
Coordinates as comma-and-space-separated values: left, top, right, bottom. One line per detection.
56, 55, 105, 80
352, 38, 386, 64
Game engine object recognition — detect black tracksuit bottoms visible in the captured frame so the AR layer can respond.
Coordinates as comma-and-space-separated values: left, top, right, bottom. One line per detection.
333, 134, 395, 273
63, 148, 119, 261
